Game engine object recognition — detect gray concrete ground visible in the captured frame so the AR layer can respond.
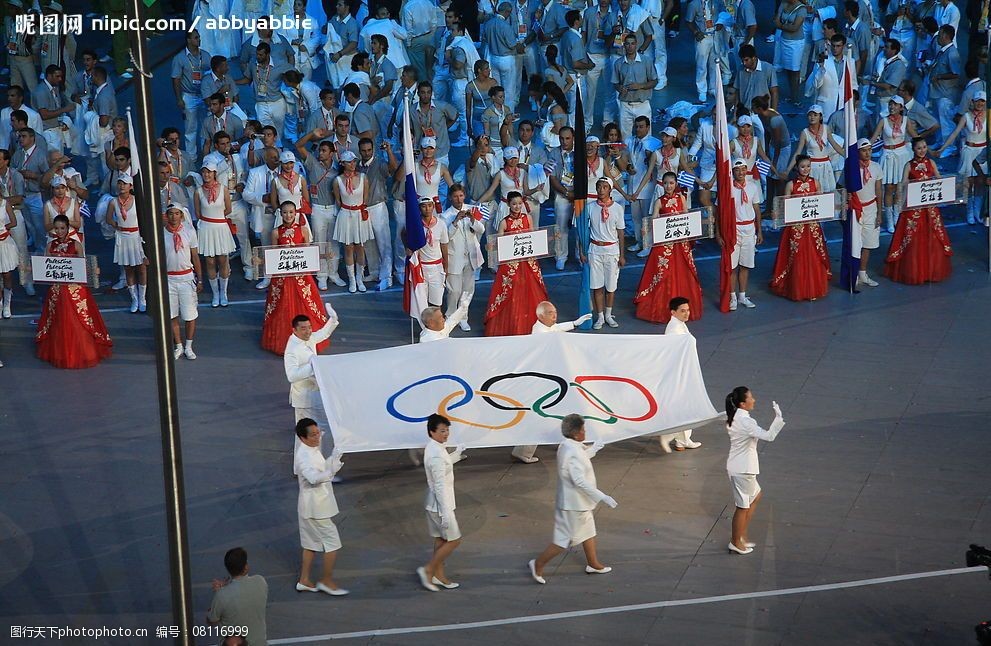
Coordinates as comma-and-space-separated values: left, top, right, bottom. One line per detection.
1, 7, 990, 646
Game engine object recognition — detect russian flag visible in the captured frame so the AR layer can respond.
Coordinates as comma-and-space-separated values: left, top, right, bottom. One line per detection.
714, 81, 735, 313
839, 55, 864, 293
401, 105, 429, 325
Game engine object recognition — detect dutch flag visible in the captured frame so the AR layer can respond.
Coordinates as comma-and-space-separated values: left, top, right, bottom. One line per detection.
401, 105, 428, 326
840, 56, 864, 293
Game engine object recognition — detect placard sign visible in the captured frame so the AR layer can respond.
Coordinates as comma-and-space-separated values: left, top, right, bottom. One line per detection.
782, 192, 836, 225
651, 209, 704, 245
905, 177, 956, 208
31, 255, 87, 283
496, 228, 550, 263
263, 245, 320, 276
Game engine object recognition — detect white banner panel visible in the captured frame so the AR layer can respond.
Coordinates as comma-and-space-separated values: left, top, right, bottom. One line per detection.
31, 255, 87, 283
495, 228, 551, 263
263, 245, 320, 276
905, 177, 956, 208
650, 210, 704, 245
313, 334, 720, 452
782, 192, 835, 224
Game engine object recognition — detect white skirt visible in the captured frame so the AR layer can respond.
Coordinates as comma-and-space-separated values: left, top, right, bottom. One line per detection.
880, 145, 912, 184
196, 220, 236, 257
809, 159, 837, 194
0, 237, 18, 272
959, 144, 988, 177
333, 208, 374, 245
775, 37, 805, 72
114, 232, 145, 266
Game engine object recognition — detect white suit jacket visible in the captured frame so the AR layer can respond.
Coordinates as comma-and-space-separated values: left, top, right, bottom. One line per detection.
532, 320, 575, 333
725, 408, 784, 475
440, 206, 484, 274
295, 443, 342, 519
284, 315, 339, 408
811, 54, 857, 121
243, 164, 276, 231
423, 440, 464, 515
664, 318, 690, 336
555, 439, 605, 511
359, 19, 410, 69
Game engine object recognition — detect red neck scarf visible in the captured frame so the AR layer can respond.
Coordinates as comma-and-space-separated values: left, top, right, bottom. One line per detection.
166, 222, 184, 252
596, 197, 613, 222
808, 125, 825, 150
733, 180, 748, 202
860, 158, 872, 183
889, 113, 903, 137
974, 110, 985, 132
421, 158, 437, 184
118, 194, 133, 220
52, 195, 70, 215
587, 156, 600, 175
342, 169, 358, 193
739, 134, 754, 159
282, 170, 298, 192
203, 181, 220, 204
660, 145, 676, 168
423, 216, 437, 245
504, 164, 521, 188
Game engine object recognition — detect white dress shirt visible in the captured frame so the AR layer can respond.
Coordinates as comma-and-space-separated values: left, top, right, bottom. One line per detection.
532, 320, 575, 333
555, 438, 605, 511
423, 440, 464, 517
294, 442, 342, 519
284, 315, 340, 408
725, 408, 784, 475
419, 303, 468, 342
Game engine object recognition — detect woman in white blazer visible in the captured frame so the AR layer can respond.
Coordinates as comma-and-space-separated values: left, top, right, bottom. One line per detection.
725, 387, 785, 555
417, 414, 467, 592
528, 414, 618, 584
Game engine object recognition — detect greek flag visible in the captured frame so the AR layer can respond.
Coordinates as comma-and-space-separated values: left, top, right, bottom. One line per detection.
470, 203, 491, 221
677, 171, 696, 190
756, 159, 771, 178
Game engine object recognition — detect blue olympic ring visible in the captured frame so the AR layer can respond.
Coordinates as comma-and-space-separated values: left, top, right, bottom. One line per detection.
386, 374, 474, 423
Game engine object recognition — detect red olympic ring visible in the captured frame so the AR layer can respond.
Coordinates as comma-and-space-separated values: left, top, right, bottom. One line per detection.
572, 376, 659, 422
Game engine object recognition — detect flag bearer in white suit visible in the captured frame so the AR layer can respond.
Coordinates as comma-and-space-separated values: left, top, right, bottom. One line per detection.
416, 414, 467, 592
285, 302, 340, 471
658, 297, 703, 453
853, 139, 882, 287
724, 387, 784, 555
439, 184, 483, 332
511, 302, 592, 465
529, 414, 618, 584
293, 418, 350, 596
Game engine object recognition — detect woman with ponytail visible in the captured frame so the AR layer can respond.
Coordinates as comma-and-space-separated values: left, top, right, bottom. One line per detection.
725, 387, 784, 555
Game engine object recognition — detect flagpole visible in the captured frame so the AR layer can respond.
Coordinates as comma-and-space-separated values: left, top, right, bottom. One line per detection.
126, 1, 195, 643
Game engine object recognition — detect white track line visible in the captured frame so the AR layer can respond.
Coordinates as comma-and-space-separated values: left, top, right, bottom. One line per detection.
6, 221, 977, 320
268, 565, 987, 643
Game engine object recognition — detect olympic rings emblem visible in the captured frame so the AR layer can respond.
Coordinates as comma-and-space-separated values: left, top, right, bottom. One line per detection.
385, 373, 659, 428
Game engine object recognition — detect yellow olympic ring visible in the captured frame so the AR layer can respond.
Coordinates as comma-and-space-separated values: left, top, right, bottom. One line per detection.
437, 390, 527, 430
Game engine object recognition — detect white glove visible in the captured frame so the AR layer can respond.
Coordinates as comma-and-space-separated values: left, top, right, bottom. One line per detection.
601, 495, 618, 509
591, 440, 605, 454
574, 313, 593, 326
772, 400, 782, 418
325, 301, 338, 320
454, 443, 467, 459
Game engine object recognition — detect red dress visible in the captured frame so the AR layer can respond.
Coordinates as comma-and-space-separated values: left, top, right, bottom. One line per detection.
35, 238, 113, 369
484, 213, 549, 336
884, 157, 953, 284
261, 221, 330, 355
633, 191, 703, 323
769, 176, 831, 301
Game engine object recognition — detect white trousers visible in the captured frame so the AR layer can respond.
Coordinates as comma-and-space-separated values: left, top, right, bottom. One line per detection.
630, 195, 654, 246
8, 209, 31, 288
361, 202, 392, 281
651, 17, 668, 87
229, 200, 252, 270
694, 36, 719, 97
310, 203, 341, 280
255, 98, 288, 141
619, 100, 652, 141
326, 53, 355, 89
490, 54, 521, 112
444, 266, 476, 318
585, 53, 608, 123
182, 92, 204, 155
660, 429, 693, 447
422, 261, 446, 306
554, 195, 574, 261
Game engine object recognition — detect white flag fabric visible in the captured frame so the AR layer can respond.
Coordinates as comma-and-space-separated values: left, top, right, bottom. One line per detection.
313, 333, 720, 452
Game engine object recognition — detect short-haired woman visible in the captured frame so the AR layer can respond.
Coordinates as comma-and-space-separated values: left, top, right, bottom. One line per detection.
725, 387, 784, 555
417, 413, 467, 592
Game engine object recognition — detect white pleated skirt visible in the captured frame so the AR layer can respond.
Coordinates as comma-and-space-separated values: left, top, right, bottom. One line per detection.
197, 220, 236, 257
0, 237, 18, 272
880, 146, 912, 184
114, 231, 145, 266
959, 144, 988, 177
810, 159, 837, 194
333, 208, 374, 244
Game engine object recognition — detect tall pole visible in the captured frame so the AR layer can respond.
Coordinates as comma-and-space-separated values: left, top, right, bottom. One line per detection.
125, 5, 195, 644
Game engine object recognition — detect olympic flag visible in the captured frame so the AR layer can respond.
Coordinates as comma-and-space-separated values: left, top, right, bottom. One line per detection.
313, 334, 720, 452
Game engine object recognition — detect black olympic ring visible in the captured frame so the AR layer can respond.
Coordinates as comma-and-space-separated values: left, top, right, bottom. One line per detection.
479, 372, 570, 411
